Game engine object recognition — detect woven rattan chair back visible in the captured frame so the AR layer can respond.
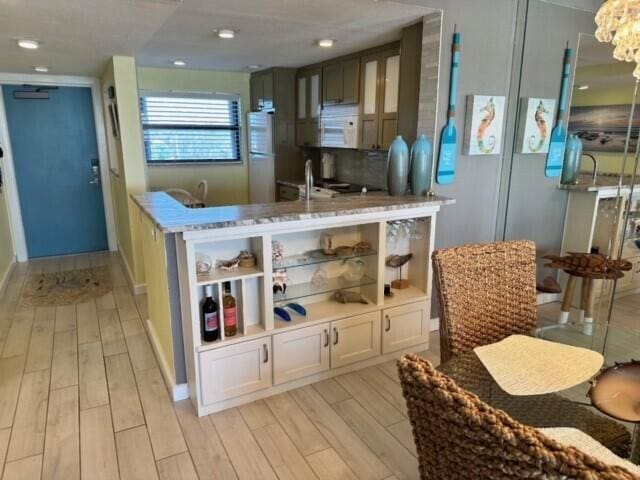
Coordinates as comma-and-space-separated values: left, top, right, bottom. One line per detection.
397, 354, 638, 480
432, 240, 537, 362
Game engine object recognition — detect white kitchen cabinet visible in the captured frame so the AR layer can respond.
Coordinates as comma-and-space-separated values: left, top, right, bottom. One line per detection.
381, 302, 428, 354
199, 337, 271, 405
331, 311, 381, 368
273, 323, 330, 385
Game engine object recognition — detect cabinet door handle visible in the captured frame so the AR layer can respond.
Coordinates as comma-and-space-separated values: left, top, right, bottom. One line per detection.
324, 329, 329, 347
263, 344, 269, 363
333, 327, 339, 345
385, 315, 391, 332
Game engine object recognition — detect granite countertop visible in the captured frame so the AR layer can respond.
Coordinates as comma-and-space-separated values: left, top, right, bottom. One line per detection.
558, 173, 640, 192
276, 178, 304, 189
132, 191, 454, 233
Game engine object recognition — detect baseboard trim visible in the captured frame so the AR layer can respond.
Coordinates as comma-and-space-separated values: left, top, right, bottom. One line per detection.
0, 260, 16, 298
430, 316, 439, 332
118, 249, 146, 295
145, 318, 189, 401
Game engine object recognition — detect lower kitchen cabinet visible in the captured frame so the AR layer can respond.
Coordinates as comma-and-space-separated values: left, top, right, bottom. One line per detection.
199, 337, 272, 405
331, 311, 381, 368
273, 323, 330, 384
381, 302, 428, 354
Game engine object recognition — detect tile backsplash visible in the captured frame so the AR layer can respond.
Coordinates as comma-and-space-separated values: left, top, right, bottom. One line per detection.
330, 149, 388, 190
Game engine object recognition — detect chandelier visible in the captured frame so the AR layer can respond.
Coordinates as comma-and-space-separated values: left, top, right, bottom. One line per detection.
595, 0, 640, 79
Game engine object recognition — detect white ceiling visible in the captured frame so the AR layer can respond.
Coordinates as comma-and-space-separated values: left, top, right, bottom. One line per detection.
0, 0, 178, 76
0, 0, 435, 76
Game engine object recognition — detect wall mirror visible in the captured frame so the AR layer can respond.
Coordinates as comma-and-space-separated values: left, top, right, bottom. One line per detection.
536, 32, 640, 333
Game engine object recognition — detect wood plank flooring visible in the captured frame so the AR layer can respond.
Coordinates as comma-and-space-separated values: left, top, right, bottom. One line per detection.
7, 252, 634, 478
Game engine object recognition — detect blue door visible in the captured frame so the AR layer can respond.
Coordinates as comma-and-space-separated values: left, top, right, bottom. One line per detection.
2, 85, 108, 258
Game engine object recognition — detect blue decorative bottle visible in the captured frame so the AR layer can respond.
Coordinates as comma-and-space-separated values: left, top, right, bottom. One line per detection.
560, 134, 582, 185
410, 134, 434, 196
387, 136, 409, 196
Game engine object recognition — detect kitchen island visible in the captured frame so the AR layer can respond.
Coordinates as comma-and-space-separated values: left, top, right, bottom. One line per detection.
133, 191, 453, 415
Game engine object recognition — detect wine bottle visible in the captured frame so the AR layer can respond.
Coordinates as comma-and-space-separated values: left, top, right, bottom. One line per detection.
223, 281, 237, 337
202, 285, 219, 342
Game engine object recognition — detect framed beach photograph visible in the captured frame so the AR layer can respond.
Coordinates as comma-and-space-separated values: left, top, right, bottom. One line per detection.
463, 95, 506, 155
517, 97, 556, 154
568, 104, 640, 153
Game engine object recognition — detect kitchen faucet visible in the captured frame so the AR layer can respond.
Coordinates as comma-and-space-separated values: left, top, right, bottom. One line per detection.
582, 153, 598, 185
305, 159, 313, 201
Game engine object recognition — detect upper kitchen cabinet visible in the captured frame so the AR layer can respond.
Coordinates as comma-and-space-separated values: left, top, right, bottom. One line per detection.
360, 47, 400, 151
322, 58, 360, 106
250, 70, 274, 111
296, 68, 321, 147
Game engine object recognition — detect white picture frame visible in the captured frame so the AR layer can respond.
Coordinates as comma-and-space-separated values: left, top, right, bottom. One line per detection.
517, 97, 557, 154
463, 95, 505, 155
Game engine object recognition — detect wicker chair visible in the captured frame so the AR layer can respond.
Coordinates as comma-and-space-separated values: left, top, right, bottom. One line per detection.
432, 240, 538, 362
398, 354, 639, 480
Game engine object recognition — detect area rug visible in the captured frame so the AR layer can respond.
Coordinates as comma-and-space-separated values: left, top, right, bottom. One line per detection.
21, 266, 112, 307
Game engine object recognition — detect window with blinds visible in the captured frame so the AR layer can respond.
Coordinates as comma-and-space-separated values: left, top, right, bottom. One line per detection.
140, 95, 242, 164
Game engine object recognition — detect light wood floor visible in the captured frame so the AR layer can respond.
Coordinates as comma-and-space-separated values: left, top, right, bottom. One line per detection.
0, 252, 440, 480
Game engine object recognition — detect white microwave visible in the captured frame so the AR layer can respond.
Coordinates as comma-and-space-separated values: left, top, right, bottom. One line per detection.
319, 105, 360, 149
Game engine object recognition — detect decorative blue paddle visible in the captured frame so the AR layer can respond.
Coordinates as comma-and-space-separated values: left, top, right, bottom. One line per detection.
546, 45, 573, 178
436, 29, 462, 185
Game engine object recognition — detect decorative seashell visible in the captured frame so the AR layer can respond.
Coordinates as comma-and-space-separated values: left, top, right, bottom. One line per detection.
353, 241, 372, 253
332, 290, 368, 304
216, 258, 240, 271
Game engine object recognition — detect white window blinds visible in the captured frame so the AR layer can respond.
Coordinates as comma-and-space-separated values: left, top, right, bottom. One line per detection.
140, 94, 241, 164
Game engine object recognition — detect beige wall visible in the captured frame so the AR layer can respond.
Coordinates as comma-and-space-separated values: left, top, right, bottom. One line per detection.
136, 67, 251, 206
101, 56, 148, 287
0, 187, 15, 287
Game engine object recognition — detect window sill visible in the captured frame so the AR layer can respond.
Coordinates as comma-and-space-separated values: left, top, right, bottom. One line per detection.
147, 161, 244, 167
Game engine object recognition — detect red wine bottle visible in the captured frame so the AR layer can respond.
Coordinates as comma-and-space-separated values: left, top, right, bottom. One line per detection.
202, 285, 219, 342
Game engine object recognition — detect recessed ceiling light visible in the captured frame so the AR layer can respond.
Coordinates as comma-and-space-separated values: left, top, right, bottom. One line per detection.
33, 66, 49, 73
318, 39, 334, 48
577, 84, 589, 90
217, 29, 235, 39
173, 59, 186, 66
247, 65, 262, 70
18, 39, 39, 50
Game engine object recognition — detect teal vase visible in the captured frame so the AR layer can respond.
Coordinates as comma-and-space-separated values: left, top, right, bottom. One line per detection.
387, 136, 409, 196
561, 134, 582, 185
410, 134, 434, 196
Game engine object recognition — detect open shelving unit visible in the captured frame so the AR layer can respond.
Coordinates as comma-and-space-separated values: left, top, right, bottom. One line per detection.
175, 205, 444, 416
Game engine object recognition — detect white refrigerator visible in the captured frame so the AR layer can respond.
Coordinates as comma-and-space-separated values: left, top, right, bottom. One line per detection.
248, 111, 276, 204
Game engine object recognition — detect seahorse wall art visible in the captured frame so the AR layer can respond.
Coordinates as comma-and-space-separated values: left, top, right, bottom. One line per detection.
477, 97, 496, 153
463, 94, 505, 155
528, 100, 549, 153
518, 97, 557, 154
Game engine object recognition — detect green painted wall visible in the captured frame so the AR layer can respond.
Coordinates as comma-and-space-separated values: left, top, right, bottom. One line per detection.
136, 67, 251, 206
572, 63, 637, 175
101, 56, 148, 287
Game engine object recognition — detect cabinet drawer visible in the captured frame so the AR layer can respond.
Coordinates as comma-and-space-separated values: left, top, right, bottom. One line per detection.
273, 323, 330, 385
199, 338, 272, 405
331, 311, 381, 368
382, 302, 428, 354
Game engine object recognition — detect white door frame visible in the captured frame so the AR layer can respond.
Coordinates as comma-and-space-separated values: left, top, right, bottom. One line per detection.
0, 73, 117, 261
